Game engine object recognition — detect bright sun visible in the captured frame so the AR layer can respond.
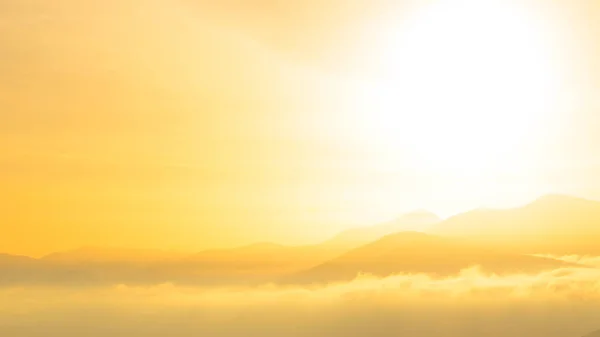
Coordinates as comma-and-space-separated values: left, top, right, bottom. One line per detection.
351, 0, 563, 175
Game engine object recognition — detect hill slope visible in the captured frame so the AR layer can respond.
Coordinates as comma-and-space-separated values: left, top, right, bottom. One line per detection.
431, 195, 600, 236
290, 232, 573, 284
325, 210, 441, 247
429, 195, 600, 255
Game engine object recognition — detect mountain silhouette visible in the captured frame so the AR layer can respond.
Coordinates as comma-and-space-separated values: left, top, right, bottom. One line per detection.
428, 194, 600, 255
170, 211, 442, 280
0, 242, 348, 286
185, 241, 348, 280
325, 210, 441, 247
1, 200, 598, 286
431, 194, 600, 236
42, 247, 186, 264
289, 232, 574, 284
0, 253, 36, 265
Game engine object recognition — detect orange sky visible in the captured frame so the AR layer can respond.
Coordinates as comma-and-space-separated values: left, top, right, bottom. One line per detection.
2, 0, 600, 256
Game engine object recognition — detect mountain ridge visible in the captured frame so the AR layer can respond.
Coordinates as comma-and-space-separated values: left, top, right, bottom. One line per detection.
288, 231, 575, 284
429, 193, 600, 237
325, 210, 441, 247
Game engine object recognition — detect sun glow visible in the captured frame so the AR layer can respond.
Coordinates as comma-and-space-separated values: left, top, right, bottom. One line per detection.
353, 0, 564, 175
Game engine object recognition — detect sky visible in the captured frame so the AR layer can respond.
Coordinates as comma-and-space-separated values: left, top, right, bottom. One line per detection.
2, 0, 600, 256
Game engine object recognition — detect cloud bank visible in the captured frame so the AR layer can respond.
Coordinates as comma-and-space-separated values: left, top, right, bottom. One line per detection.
2, 259, 600, 337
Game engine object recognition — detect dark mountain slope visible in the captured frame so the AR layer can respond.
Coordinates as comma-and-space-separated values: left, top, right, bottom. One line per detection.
290, 232, 573, 284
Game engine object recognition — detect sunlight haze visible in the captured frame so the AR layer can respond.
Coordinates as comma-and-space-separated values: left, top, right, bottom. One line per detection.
1, 0, 599, 256
4, 2, 600, 337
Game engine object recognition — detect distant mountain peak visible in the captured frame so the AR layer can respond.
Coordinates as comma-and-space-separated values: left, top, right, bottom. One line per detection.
0, 253, 36, 264
530, 193, 593, 206
430, 193, 600, 237
324, 210, 442, 248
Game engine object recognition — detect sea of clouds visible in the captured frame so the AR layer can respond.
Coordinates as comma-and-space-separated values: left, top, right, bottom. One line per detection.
1, 256, 600, 337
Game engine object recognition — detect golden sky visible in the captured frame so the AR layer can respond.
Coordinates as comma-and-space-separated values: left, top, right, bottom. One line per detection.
2, 0, 600, 256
